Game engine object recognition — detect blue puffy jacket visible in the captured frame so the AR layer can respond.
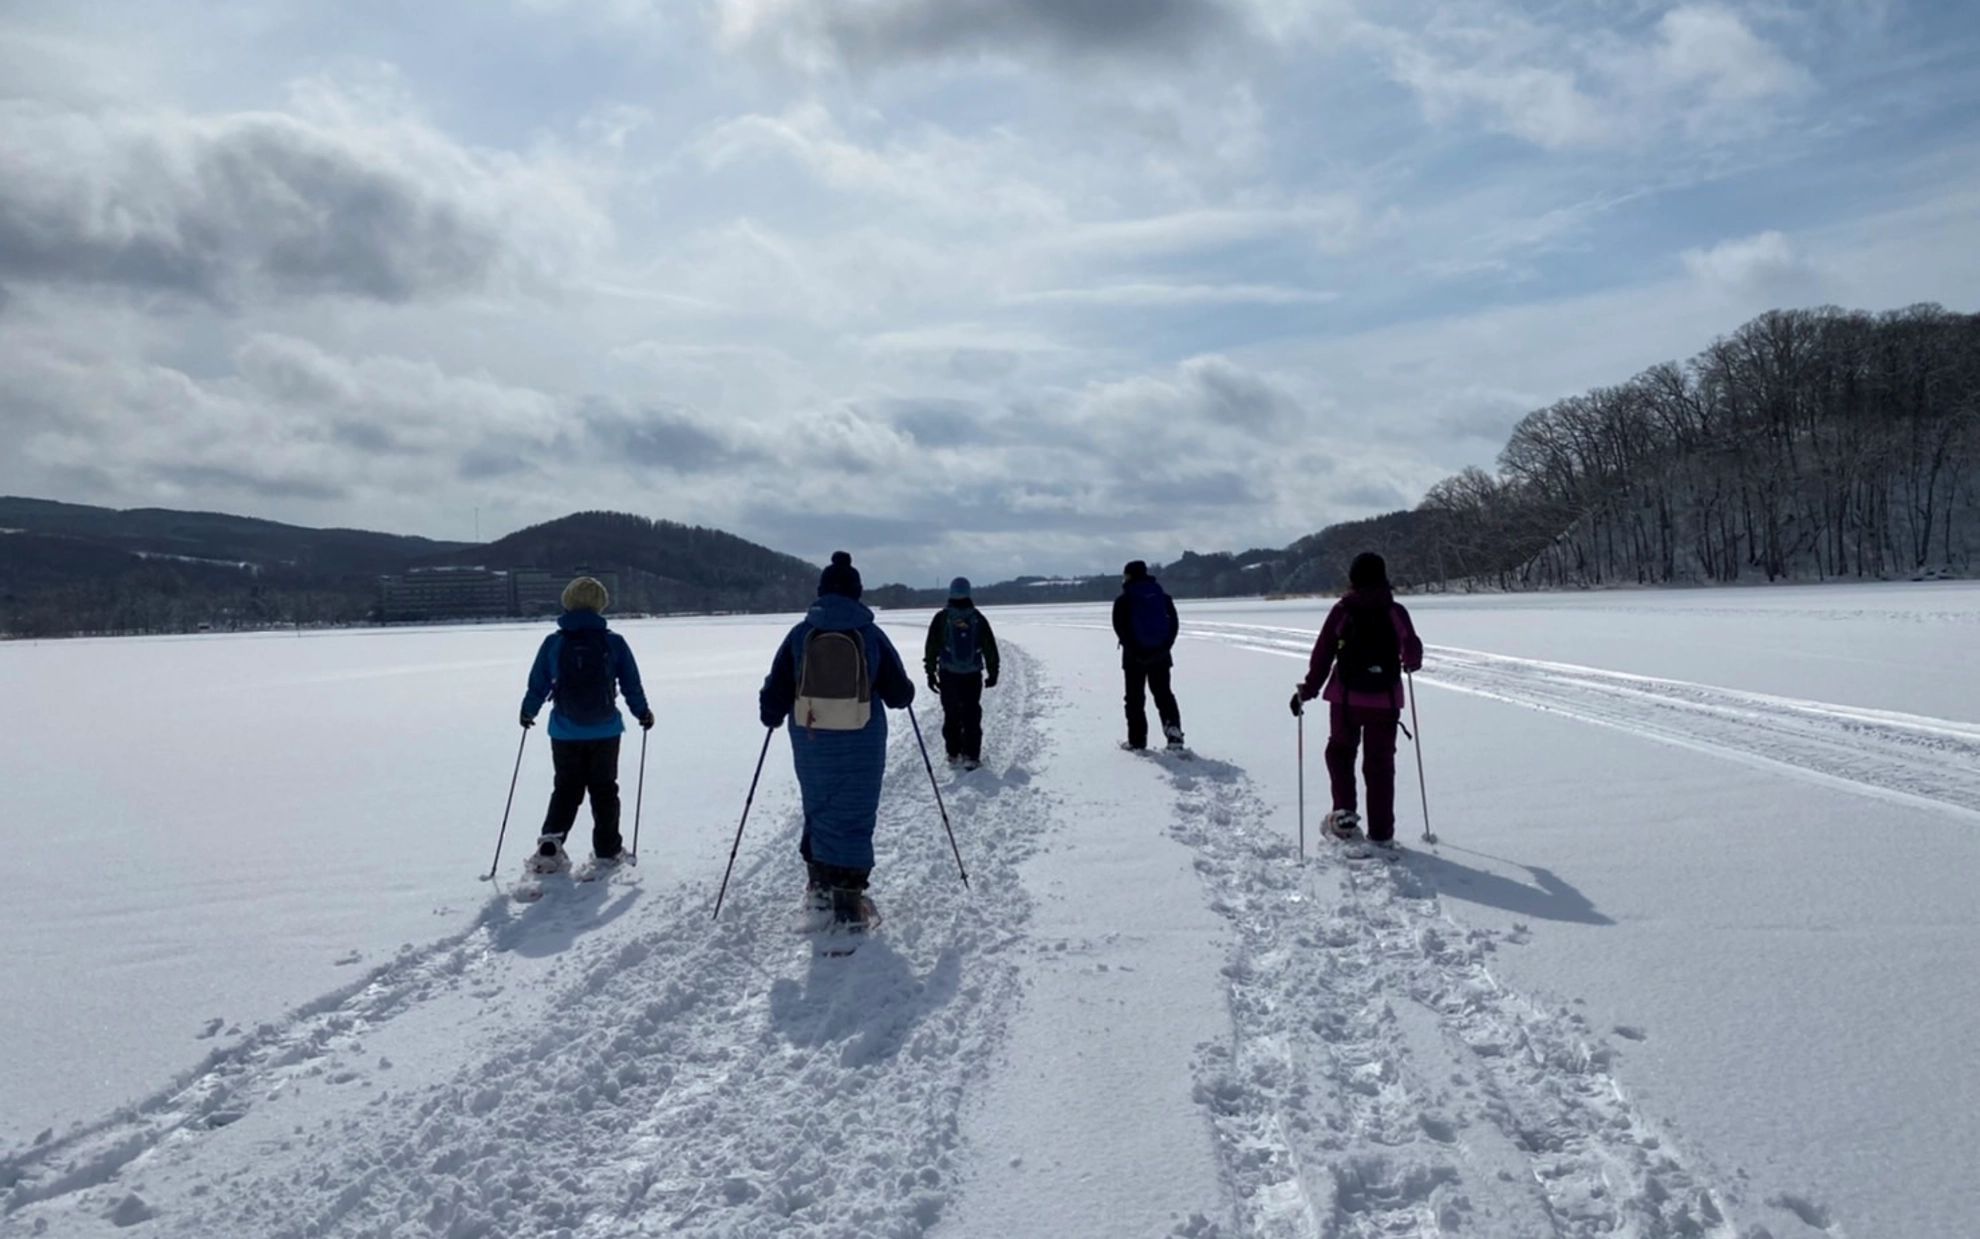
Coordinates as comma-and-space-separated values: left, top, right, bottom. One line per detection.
520, 610, 650, 741
759, 595, 915, 870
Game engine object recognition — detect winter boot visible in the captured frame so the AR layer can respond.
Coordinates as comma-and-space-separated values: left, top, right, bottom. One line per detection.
1163, 723, 1186, 750
528, 834, 571, 875
831, 886, 872, 931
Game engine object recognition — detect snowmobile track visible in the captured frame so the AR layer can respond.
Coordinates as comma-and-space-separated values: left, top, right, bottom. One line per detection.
1185, 621, 1980, 825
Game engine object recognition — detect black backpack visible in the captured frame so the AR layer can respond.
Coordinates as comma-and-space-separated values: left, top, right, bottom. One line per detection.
1336, 598, 1401, 695
555, 628, 617, 725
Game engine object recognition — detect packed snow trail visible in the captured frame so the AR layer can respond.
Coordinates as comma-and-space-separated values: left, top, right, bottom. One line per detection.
0, 648, 1057, 1239
1144, 749, 1746, 1238
1176, 620, 1980, 824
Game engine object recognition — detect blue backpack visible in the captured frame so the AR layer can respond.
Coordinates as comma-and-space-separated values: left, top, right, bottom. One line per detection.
940, 606, 983, 673
555, 628, 617, 725
1126, 581, 1172, 651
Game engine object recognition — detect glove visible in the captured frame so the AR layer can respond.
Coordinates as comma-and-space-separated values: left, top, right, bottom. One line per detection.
638, 710, 655, 730
985, 671, 998, 689
927, 673, 940, 693
1288, 691, 1304, 718
520, 712, 535, 728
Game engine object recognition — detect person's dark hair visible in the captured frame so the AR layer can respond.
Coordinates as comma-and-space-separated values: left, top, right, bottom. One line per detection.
1123, 560, 1149, 580
818, 550, 863, 599
1348, 551, 1388, 590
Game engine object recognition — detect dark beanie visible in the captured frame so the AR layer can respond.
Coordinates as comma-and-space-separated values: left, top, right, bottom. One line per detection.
1123, 559, 1149, 579
1349, 551, 1389, 589
818, 550, 863, 599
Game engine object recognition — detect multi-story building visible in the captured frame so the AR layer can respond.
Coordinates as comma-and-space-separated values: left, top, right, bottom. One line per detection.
378, 567, 622, 622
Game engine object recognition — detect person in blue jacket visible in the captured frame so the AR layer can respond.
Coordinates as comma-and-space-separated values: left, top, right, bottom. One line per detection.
519, 576, 652, 874
759, 552, 915, 925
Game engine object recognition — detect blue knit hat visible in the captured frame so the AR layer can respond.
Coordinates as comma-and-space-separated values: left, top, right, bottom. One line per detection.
948, 576, 971, 600
818, 550, 863, 599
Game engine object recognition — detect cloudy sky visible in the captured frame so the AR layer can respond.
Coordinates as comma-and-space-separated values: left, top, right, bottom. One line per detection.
3, 1, 1976, 583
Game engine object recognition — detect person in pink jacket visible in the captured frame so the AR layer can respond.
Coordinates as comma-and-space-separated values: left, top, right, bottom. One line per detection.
1289, 552, 1424, 848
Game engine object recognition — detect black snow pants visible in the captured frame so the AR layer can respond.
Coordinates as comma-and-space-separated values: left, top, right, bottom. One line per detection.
1123, 657, 1182, 749
939, 669, 985, 762
542, 737, 623, 858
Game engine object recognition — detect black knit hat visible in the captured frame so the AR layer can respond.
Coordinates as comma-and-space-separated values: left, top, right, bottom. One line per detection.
1123, 559, 1149, 579
1348, 551, 1388, 589
818, 550, 863, 599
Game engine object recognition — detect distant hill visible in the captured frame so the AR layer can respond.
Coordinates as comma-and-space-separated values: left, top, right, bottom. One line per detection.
0, 499, 823, 636
0, 497, 468, 636
461, 511, 818, 614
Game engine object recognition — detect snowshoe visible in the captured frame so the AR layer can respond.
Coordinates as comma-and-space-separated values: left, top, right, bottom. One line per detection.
1323, 810, 1363, 842
576, 850, 632, 882
960, 757, 982, 772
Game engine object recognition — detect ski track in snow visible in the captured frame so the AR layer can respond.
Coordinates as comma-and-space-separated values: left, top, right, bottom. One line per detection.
1176, 621, 1980, 826
1144, 750, 1745, 1239
0, 648, 1059, 1239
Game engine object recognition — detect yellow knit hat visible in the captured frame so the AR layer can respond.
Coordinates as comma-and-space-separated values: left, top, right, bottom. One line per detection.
561, 576, 609, 613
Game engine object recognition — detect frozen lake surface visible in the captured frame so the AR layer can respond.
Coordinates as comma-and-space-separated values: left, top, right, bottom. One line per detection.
3, 582, 1977, 1237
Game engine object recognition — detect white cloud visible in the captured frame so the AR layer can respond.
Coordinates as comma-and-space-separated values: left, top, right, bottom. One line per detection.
1681, 229, 1821, 299
1362, 2, 1813, 151
1009, 282, 1336, 307
0, 79, 611, 306
1648, 6, 1812, 108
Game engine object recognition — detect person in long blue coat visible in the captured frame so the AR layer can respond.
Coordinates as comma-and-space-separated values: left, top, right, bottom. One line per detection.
759, 552, 915, 923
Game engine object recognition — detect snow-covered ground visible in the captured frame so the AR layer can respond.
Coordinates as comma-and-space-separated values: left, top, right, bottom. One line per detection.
3, 583, 1978, 1237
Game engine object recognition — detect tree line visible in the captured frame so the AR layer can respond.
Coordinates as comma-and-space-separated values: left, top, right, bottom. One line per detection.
1404, 305, 1980, 589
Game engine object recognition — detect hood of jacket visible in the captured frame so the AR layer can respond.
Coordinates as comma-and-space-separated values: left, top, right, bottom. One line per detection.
806, 593, 876, 632
558, 609, 609, 633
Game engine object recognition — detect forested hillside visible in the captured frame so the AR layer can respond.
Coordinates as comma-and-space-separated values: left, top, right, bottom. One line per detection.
1411, 305, 1980, 587
467, 511, 818, 614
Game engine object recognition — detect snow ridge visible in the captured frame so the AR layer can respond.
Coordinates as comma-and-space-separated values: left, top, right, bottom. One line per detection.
1140, 748, 1744, 1237
2, 649, 1058, 1238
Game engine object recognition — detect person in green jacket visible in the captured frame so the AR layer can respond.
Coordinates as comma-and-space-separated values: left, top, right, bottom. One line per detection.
923, 577, 1001, 770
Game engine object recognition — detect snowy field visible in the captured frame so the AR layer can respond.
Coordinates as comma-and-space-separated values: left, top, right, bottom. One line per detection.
3, 583, 1978, 1237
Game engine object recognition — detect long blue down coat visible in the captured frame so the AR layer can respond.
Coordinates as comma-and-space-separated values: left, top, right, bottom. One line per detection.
758, 595, 916, 870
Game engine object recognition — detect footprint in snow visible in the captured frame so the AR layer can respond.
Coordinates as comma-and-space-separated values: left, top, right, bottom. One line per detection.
332, 949, 363, 966
1767, 1192, 1836, 1231
1613, 1025, 1648, 1041
196, 1017, 225, 1040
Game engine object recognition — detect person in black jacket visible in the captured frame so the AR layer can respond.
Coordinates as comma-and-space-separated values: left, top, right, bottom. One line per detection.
1112, 560, 1184, 750
923, 576, 1001, 769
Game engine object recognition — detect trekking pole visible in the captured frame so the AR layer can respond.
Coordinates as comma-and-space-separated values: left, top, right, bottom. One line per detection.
1407, 670, 1436, 845
712, 727, 775, 920
481, 727, 530, 881
908, 704, 970, 888
629, 726, 648, 864
1297, 706, 1306, 863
